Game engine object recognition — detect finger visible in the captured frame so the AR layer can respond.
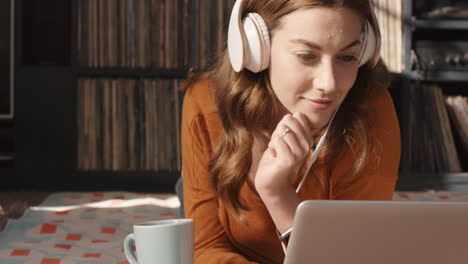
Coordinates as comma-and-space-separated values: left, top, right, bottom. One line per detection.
271, 114, 292, 142
281, 126, 308, 160
292, 112, 315, 147
270, 114, 309, 156
271, 133, 294, 164
281, 114, 311, 153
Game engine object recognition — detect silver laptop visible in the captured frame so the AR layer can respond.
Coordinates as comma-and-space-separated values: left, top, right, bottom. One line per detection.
284, 200, 468, 264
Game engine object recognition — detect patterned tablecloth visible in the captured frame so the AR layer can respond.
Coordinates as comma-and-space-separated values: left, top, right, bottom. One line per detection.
0, 192, 180, 264
0, 190, 467, 264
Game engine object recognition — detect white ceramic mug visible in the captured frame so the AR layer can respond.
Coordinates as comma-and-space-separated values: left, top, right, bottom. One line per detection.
123, 219, 194, 264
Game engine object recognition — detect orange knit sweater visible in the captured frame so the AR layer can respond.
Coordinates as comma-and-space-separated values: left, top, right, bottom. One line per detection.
181, 80, 401, 264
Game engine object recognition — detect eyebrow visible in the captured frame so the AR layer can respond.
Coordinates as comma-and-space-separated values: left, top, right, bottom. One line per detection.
290, 38, 361, 51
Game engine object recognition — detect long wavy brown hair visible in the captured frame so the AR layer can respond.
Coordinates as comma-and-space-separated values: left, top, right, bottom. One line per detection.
182, 0, 390, 219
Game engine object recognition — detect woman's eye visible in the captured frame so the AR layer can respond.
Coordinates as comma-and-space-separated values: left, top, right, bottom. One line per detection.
340, 55, 358, 63
296, 53, 316, 62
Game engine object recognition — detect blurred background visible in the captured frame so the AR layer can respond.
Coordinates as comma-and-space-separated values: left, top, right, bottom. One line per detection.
0, 0, 467, 194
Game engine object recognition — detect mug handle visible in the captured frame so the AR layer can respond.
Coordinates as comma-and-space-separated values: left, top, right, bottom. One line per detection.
124, 233, 138, 264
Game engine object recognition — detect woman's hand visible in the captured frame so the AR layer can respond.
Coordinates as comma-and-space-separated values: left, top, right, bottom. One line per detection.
254, 112, 315, 194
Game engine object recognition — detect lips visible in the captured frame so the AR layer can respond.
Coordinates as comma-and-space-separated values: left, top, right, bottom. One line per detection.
303, 97, 332, 110
310, 99, 332, 104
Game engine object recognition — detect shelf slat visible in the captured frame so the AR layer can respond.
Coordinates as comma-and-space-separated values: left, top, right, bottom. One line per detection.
412, 18, 468, 30
75, 169, 180, 176
0, 155, 14, 161
77, 68, 189, 79
403, 71, 468, 82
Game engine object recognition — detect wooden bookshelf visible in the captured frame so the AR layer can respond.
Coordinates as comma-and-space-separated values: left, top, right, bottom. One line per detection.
3, 0, 238, 191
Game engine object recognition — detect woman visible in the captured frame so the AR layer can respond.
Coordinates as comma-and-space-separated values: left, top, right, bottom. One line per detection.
181, 0, 401, 263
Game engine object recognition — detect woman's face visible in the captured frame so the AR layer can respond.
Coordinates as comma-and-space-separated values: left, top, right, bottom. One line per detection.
268, 6, 363, 133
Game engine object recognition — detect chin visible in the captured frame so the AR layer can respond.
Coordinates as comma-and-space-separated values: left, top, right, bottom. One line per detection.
305, 114, 330, 132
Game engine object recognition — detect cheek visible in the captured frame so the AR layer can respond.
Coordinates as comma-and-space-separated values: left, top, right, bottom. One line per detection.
336, 67, 358, 98
270, 71, 305, 109
269, 53, 301, 99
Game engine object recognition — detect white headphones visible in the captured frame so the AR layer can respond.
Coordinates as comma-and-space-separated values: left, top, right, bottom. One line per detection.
227, 0, 378, 73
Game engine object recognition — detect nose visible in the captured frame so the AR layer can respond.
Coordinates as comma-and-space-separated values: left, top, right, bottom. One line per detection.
312, 59, 337, 93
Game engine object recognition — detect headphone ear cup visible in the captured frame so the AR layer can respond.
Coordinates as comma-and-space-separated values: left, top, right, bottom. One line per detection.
244, 13, 270, 72
228, 0, 246, 72
359, 20, 377, 67
227, 0, 271, 72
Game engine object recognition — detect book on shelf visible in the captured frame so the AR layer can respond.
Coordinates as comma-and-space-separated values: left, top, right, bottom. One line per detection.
78, 0, 191, 69
445, 95, 468, 169
78, 78, 182, 171
77, 0, 237, 70
406, 83, 466, 173
418, 1, 468, 19
189, 0, 236, 70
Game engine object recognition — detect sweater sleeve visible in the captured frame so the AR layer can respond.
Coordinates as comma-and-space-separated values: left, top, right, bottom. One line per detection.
181, 86, 259, 264
330, 89, 401, 200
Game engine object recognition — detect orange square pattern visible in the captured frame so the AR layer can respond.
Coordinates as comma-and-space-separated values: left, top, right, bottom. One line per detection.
66, 233, 82, 241
101, 227, 116, 235
10, 249, 31, 256
83, 253, 101, 258
54, 244, 72, 250
41, 258, 61, 264
40, 224, 57, 234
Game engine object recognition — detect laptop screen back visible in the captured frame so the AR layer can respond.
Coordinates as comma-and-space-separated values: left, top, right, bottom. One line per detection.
284, 200, 468, 264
